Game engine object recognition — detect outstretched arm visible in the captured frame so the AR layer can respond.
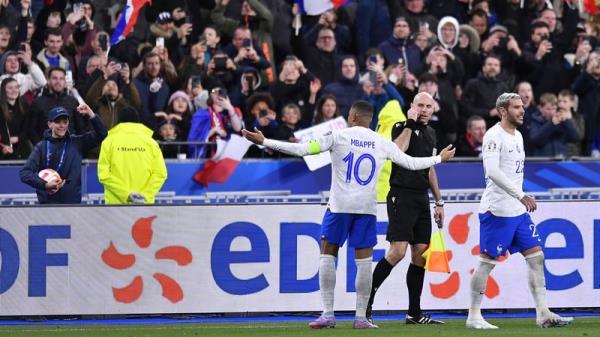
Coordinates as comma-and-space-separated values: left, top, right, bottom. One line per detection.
242, 128, 332, 157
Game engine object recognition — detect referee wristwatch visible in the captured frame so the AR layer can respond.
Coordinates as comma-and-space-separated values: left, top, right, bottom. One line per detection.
434, 200, 445, 207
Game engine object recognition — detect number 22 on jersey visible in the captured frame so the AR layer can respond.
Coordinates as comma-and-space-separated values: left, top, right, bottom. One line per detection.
343, 151, 375, 185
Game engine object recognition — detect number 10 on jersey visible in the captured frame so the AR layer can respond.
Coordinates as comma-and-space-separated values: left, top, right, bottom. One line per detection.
343, 152, 376, 186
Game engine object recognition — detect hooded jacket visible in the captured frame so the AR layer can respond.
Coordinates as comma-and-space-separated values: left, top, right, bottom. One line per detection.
19, 115, 107, 204
98, 122, 167, 204
437, 16, 460, 50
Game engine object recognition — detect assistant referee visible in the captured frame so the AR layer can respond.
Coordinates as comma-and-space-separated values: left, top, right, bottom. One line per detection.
366, 92, 446, 325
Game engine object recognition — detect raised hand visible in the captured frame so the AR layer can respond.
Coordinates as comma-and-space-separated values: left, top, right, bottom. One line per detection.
439, 144, 456, 162
242, 127, 265, 145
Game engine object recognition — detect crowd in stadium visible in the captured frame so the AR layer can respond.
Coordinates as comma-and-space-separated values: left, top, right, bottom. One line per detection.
0, 0, 599, 161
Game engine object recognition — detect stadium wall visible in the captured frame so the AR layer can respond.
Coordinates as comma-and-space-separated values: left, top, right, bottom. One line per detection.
1, 160, 599, 195
0, 202, 598, 315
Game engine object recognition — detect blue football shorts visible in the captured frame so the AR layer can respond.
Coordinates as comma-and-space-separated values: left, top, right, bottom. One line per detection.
478, 212, 542, 258
320, 209, 377, 249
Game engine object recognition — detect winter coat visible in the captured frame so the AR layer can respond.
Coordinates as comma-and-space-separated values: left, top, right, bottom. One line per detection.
98, 122, 167, 204
20, 115, 107, 204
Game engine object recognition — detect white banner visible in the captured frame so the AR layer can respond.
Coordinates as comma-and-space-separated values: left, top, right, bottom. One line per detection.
294, 116, 347, 171
0, 202, 598, 315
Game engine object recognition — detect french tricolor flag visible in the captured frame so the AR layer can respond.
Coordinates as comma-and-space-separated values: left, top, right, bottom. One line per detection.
295, 0, 352, 15
193, 135, 253, 187
111, 0, 152, 45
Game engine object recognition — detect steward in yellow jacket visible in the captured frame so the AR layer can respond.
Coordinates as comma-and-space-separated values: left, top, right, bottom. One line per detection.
98, 108, 167, 204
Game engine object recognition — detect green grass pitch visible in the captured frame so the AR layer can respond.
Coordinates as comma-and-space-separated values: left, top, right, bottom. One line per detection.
0, 316, 599, 337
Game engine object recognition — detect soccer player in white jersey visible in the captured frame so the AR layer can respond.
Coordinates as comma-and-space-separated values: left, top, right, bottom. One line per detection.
466, 93, 573, 329
243, 100, 456, 329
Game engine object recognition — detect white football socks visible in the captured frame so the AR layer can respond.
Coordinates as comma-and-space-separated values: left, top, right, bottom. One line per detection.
525, 251, 551, 318
319, 254, 337, 317
468, 258, 496, 320
355, 257, 372, 319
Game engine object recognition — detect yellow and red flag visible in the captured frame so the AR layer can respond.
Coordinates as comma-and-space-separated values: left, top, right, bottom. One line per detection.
422, 230, 451, 273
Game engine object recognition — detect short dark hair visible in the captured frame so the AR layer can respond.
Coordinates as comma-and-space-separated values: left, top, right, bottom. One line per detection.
46, 66, 66, 78
558, 89, 575, 100
531, 21, 550, 34
118, 106, 141, 123
350, 100, 374, 119
468, 8, 488, 22
44, 27, 62, 40
246, 92, 275, 112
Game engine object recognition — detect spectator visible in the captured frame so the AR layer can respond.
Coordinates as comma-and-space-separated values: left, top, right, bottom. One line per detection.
385, 62, 418, 105
528, 93, 579, 157
515, 81, 536, 155
155, 91, 194, 140
362, 54, 405, 130
225, 27, 271, 74
229, 66, 262, 108
178, 40, 207, 84
36, 27, 72, 72
437, 16, 459, 51
425, 45, 464, 114
188, 87, 244, 158
202, 26, 222, 66
149, 11, 192, 67
573, 50, 600, 157
309, 8, 353, 55
98, 106, 167, 204
378, 17, 423, 76
455, 115, 486, 157
272, 103, 301, 143
480, 24, 522, 85
0, 78, 32, 159
313, 94, 340, 125
291, 24, 339, 86
86, 61, 142, 130
75, 54, 104, 99
185, 75, 209, 111
460, 54, 510, 129
133, 51, 172, 130
20, 104, 107, 204
211, 0, 275, 82
467, 8, 489, 39
456, 24, 481, 85
0, 2, 19, 34
62, 1, 97, 71
520, 21, 577, 99
0, 45, 47, 99
30, 67, 84, 143
322, 56, 363, 119
244, 91, 278, 157
392, 0, 439, 38
0, 25, 13, 60
418, 73, 457, 150
269, 56, 312, 116
155, 119, 182, 159
558, 89, 584, 157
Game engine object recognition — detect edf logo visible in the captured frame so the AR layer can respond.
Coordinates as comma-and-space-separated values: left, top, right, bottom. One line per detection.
0, 225, 70, 296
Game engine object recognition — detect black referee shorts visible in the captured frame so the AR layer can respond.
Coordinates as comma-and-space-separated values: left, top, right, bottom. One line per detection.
385, 189, 432, 244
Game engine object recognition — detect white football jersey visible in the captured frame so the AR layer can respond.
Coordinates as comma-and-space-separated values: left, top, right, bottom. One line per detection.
263, 126, 441, 215
479, 123, 527, 217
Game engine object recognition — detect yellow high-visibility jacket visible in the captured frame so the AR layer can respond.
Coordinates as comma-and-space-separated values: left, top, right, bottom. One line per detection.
376, 100, 406, 202
98, 122, 167, 204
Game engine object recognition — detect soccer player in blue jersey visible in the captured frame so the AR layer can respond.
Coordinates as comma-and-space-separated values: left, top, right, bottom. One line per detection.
243, 100, 456, 329
467, 93, 573, 329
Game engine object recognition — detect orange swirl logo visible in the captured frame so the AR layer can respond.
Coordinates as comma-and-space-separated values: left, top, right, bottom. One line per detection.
101, 216, 193, 304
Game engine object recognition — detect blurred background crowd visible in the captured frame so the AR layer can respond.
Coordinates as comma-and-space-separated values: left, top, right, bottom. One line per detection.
1, 0, 600, 160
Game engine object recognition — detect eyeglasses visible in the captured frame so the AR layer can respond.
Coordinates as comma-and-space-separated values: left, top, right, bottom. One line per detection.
318, 36, 334, 40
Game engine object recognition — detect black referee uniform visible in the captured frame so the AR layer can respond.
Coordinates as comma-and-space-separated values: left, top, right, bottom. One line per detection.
386, 120, 437, 244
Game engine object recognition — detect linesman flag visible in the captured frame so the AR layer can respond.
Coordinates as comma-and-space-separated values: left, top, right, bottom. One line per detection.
422, 229, 451, 273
